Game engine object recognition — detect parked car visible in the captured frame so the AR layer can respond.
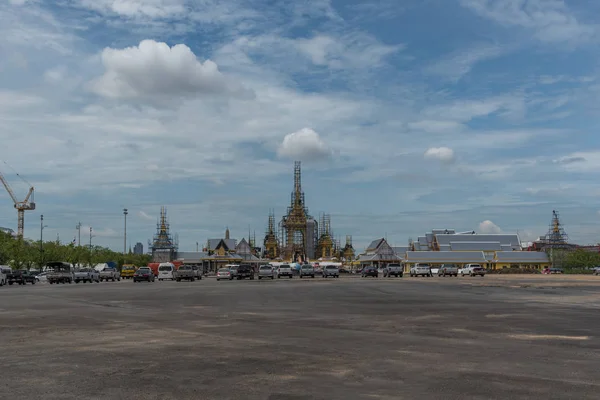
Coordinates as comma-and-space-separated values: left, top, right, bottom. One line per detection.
175, 265, 196, 282
542, 267, 564, 274
99, 267, 121, 282
35, 271, 49, 283
461, 264, 486, 277
323, 265, 339, 278
157, 263, 176, 281
217, 268, 233, 281
437, 264, 459, 277
258, 265, 276, 280
74, 268, 100, 283
277, 264, 293, 278
594, 267, 600, 276
361, 266, 378, 278
7, 270, 36, 285
235, 264, 255, 280
227, 264, 241, 279
383, 263, 403, 277
299, 264, 315, 278
133, 267, 155, 282
410, 263, 432, 277
120, 264, 137, 279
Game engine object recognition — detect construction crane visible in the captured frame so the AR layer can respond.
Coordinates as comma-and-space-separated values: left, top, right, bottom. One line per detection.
0, 164, 35, 239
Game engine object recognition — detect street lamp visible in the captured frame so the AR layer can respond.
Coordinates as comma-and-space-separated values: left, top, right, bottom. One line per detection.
123, 208, 128, 254
40, 215, 47, 268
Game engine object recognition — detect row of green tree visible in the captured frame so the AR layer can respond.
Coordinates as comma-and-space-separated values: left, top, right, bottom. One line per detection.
551, 249, 600, 269
0, 231, 151, 270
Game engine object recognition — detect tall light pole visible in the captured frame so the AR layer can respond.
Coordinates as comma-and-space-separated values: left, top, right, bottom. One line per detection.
89, 227, 94, 267
123, 208, 128, 254
40, 215, 47, 268
76, 221, 81, 246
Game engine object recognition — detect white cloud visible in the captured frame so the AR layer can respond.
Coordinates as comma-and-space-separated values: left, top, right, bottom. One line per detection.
426, 44, 508, 81
43, 65, 67, 84
0, 90, 45, 108
138, 211, 154, 221
277, 128, 332, 161
460, 0, 596, 44
408, 120, 465, 133
78, 0, 186, 18
295, 33, 400, 69
424, 147, 455, 163
478, 220, 502, 234
90, 40, 253, 101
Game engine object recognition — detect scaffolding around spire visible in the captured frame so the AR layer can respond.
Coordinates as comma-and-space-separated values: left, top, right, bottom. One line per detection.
150, 206, 177, 262
544, 210, 569, 248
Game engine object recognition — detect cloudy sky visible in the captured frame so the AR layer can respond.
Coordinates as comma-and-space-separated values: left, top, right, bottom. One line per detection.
1, 0, 599, 252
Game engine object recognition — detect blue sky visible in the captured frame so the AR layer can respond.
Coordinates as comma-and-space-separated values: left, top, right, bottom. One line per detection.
1, 0, 599, 252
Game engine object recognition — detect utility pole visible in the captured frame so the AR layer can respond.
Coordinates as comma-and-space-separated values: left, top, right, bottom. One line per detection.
196, 242, 199, 252
123, 208, 128, 254
76, 222, 81, 246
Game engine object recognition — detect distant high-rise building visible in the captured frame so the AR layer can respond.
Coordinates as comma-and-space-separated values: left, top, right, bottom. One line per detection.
133, 242, 144, 255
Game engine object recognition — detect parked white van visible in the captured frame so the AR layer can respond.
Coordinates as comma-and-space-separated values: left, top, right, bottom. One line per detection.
0, 265, 9, 286
157, 263, 176, 281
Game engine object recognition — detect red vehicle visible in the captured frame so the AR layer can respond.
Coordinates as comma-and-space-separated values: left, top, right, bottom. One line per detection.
542, 267, 563, 274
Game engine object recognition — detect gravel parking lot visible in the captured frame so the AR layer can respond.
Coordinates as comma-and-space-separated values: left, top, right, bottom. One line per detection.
1, 275, 599, 399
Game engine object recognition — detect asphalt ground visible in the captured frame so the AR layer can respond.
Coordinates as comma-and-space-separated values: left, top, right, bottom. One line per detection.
1, 275, 599, 400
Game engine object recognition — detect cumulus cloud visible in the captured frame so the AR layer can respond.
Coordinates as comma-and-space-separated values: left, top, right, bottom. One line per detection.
90, 40, 253, 101
277, 128, 332, 161
423, 147, 455, 163
478, 220, 502, 234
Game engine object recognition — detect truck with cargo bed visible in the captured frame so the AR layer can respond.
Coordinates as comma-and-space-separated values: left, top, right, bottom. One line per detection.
46, 262, 74, 284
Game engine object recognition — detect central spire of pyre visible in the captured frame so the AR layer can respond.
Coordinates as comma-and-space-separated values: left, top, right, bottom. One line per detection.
278, 161, 317, 262
151, 206, 176, 262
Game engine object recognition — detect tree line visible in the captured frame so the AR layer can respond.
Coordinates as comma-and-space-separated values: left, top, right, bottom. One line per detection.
0, 231, 151, 270
551, 248, 600, 270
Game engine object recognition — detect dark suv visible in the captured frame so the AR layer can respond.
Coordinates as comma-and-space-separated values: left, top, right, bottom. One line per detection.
236, 264, 255, 280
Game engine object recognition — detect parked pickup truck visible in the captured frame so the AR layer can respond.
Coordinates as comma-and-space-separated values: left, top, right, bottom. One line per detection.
46, 262, 74, 284
175, 265, 196, 282
323, 265, 340, 278
383, 263, 403, 277
277, 264, 293, 278
460, 264, 485, 277
437, 264, 459, 277
99, 267, 121, 282
74, 268, 100, 283
235, 264, 255, 280
8, 270, 37, 285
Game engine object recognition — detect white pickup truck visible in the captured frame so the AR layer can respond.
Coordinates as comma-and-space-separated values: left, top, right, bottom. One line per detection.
99, 267, 121, 282
460, 264, 486, 277
74, 268, 100, 283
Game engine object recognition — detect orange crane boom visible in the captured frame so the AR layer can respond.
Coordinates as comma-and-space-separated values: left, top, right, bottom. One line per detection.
0, 168, 35, 238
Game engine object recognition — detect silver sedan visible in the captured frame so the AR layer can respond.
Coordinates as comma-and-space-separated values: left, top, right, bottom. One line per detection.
216, 268, 233, 281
